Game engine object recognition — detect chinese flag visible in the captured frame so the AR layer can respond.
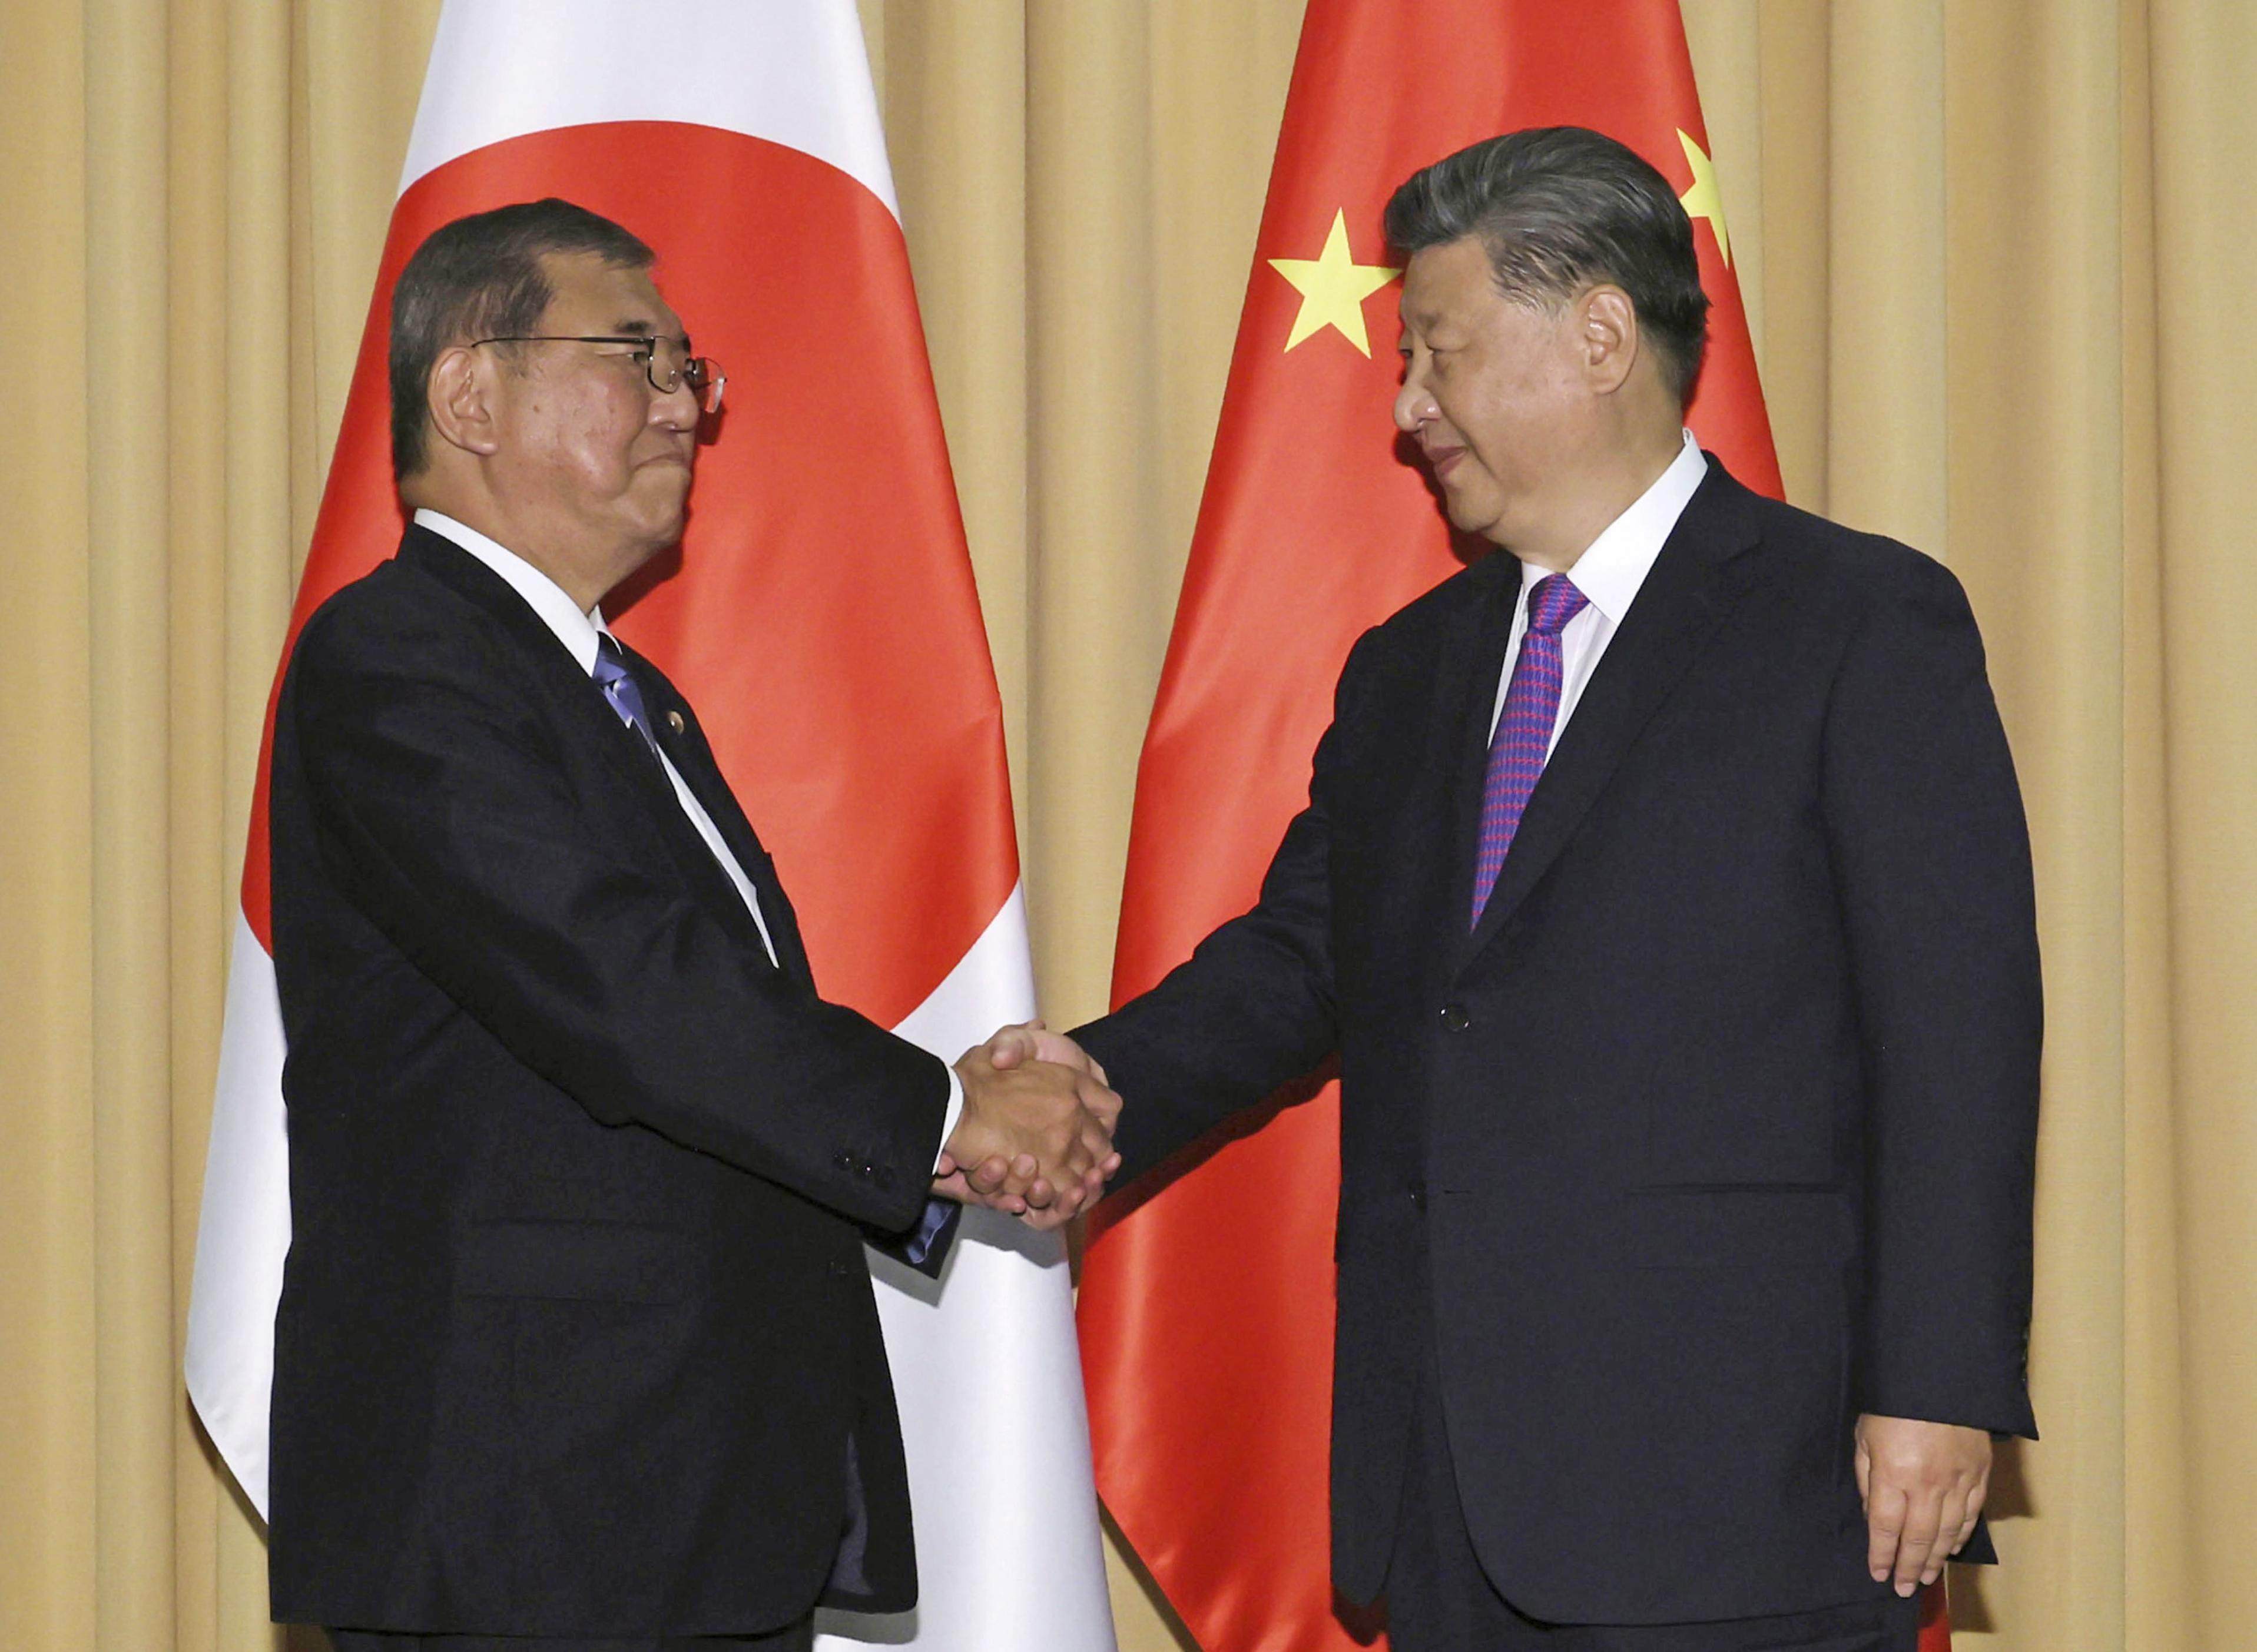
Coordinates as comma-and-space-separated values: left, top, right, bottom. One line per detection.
1075, 2, 1951, 1650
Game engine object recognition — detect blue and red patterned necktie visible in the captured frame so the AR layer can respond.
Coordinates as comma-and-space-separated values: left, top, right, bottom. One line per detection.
1470, 572, 1588, 925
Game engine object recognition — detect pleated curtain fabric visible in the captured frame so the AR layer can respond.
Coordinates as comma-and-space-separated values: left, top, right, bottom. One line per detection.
2, 3, 2253, 1651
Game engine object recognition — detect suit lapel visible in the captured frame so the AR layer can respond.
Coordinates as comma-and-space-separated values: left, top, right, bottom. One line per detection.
1452, 463, 1765, 977
397, 529, 793, 974
625, 648, 818, 988
1436, 552, 1529, 944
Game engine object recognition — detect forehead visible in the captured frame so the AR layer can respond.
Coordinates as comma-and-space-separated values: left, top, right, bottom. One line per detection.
538, 250, 684, 335
1399, 236, 1500, 327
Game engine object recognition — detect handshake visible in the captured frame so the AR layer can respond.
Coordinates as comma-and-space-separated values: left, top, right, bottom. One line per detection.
934, 1024, 1119, 1230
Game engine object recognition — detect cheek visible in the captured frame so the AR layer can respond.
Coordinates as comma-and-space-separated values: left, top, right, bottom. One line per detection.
1454, 368, 1563, 475
539, 387, 644, 479
1448, 386, 1527, 470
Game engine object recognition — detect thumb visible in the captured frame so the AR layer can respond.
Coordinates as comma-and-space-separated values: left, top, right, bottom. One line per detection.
986, 1021, 1042, 1070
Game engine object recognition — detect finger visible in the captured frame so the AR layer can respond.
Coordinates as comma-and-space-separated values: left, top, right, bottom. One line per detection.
1080, 1078, 1122, 1129
1953, 1479, 1987, 1555
929, 1170, 972, 1203
934, 1152, 957, 1177
1059, 1134, 1101, 1191
1076, 1107, 1113, 1157
965, 1178, 1025, 1215
1853, 1433, 1874, 1507
1866, 1484, 1907, 1584
967, 1155, 1013, 1195
985, 1025, 1039, 1069
1927, 1487, 1969, 1582
1022, 1176, 1058, 1209
1892, 1494, 1944, 1597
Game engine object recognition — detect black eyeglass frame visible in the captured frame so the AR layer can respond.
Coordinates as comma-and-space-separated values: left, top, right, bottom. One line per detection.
472, 334, 725, 413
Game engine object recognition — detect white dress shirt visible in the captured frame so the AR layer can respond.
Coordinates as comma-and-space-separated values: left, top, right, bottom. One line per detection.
414, 509, 965, 1157
1489, 429, 1709, 751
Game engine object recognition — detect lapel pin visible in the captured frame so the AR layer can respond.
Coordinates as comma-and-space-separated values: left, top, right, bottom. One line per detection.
665, 710, 685, 735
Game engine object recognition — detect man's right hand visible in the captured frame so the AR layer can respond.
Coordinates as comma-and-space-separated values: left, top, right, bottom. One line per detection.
939, 1043, 1120, 1228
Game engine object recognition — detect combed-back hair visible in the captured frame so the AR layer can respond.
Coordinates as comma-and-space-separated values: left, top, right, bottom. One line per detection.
389, 198, 654, 481
1384, 127, 1711, 407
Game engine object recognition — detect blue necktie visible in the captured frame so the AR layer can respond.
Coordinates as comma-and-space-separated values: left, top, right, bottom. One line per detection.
593, 634, 662, 759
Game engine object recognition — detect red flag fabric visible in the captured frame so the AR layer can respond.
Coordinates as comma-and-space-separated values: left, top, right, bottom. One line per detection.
1076, 2, 1949, 1649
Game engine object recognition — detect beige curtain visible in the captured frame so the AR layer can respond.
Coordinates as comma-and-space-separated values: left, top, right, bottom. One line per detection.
2, 3, 2246, 1648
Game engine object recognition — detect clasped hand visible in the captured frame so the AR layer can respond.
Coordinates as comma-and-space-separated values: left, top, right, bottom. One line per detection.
934, 1024, 1120, 1230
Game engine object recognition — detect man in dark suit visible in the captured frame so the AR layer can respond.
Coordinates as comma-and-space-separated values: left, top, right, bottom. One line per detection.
265, 199, 1115, 1652
996, 128, 2040, 1650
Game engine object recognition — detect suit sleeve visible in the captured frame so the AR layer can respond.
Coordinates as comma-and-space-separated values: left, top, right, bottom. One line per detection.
288, 605, 948, 1235
1073, 637, 1373, 1188
1821, 553, 2041, 1438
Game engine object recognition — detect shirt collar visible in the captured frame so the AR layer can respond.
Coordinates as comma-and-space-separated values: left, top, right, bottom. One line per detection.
413, 509, 611, 674
1523, 429, 1708, 623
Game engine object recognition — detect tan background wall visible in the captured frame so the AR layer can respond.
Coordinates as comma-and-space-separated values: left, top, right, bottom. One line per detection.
2, 3, 2247, 1649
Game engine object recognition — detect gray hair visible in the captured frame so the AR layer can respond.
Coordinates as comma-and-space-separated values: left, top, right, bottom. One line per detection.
389, 198, 654, 482
1384, 127, 1711, 407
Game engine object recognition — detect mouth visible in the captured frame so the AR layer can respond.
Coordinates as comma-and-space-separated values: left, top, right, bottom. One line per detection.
1424, 444, 1466, 479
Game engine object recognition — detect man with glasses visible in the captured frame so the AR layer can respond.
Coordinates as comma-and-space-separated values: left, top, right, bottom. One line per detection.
261, 198, 1118, 1652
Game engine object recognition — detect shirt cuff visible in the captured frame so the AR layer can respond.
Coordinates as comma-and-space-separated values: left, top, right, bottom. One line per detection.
933, 1065, 966, 1174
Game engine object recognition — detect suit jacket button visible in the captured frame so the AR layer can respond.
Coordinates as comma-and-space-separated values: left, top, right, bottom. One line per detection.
1408, 1181, 1427, 1212
1439, 1004, 1471, 1033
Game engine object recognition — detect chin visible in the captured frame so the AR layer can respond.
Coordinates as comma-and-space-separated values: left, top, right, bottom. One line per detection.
1444, 500, 1499, 538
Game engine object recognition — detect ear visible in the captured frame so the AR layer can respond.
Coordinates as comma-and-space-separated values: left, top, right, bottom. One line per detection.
426, 343, 502, 459
1577, 286, 1640, 396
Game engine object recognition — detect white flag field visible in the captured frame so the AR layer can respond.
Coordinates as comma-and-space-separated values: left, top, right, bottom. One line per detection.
183, 5, 1116, 1648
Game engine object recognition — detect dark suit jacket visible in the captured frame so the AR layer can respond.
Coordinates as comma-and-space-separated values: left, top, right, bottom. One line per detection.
1074, 460, 2041, 1626
266, 525, 951, 1637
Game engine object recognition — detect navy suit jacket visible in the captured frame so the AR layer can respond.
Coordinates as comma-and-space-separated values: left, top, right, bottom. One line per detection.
1076, 460, 2041, 1626
267, 525, 952, 1637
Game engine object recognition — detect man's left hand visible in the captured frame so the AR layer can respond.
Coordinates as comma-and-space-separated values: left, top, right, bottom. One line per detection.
1855, 1413, 1992, 1597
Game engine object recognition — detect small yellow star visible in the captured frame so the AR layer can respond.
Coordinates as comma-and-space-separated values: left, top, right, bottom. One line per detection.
1676, 130, 1731, 268
1268, 209, 1400, 357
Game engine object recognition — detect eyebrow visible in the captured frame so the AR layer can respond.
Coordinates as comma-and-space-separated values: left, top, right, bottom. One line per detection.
610, 319, 691, 348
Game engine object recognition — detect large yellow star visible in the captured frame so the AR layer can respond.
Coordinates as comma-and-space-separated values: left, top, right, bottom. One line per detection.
1676, 130, 1731, 268
1268, 209, 1400, 356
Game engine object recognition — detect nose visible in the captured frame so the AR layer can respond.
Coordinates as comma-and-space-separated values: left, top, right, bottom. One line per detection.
1394, 369, 1435, 434
650, 372, 700, 431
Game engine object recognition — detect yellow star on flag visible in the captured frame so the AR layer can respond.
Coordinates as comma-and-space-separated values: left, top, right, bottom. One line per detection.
1268, 209, 1400, 356
1676, 130, 1731, 268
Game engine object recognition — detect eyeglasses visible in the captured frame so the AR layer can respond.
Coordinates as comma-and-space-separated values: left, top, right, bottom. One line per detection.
472, 334, 726, 414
